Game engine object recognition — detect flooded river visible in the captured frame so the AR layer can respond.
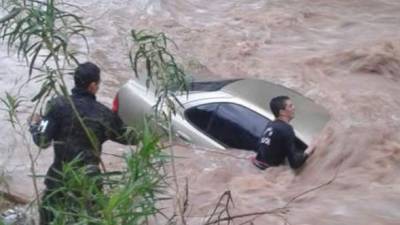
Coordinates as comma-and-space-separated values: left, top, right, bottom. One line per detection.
1, 0, 400, 224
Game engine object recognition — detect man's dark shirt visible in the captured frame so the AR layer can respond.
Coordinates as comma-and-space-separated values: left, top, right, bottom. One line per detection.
30, 87, 131, 188
255, 120, 308, 169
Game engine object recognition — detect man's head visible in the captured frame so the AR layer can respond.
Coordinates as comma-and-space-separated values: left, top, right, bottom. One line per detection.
74, 62, 101, 94
269, 96, 295, 121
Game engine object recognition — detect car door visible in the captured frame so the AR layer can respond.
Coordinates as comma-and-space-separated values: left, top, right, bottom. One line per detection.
185, 102, 271, 151
206, 103, 270, 150
181, 102, 224, 149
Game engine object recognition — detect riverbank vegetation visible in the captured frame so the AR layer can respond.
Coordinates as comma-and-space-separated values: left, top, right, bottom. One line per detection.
0, 0, 187, 224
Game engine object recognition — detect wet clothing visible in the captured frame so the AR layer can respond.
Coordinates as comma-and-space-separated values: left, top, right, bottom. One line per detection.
255, 120, 308, 170
29, 87, 133, 225
30, 87, 131, 187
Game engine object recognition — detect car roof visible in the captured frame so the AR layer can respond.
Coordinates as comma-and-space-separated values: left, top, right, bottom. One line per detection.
221, 79, 330, 144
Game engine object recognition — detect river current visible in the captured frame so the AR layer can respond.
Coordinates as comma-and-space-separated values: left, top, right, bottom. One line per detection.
1, 0, 400, 224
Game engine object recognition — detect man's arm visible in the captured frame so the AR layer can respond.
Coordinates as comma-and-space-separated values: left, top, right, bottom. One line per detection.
105, 112, 137, 145
285, 130, 309, 169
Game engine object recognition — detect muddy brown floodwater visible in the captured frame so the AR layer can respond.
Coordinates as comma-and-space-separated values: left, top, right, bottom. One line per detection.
1, 0, 400, 224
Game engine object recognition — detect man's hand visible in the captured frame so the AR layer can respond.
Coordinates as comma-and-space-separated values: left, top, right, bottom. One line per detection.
304, 144, 316, 156
304, 128, 334, 157
304, 136, 319, 156
28, 113, 42, 125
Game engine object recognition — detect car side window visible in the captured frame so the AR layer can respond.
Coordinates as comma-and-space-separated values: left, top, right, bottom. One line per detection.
185, 103, 219, 132
207, 103, 270, 150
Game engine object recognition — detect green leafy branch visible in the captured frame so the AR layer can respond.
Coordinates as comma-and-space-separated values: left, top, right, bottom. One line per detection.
129, 29, 190, 225
0, 92, 25, 128
0, 0, 89, 78
0, 0, 107, 172
129, 29, 188, 117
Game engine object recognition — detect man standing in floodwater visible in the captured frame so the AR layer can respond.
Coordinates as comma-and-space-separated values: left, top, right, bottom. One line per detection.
29, 62, 134, 225
252, 96, 316, 170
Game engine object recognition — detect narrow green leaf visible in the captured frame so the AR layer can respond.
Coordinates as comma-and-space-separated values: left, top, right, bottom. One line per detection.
24, 40, 41, 54
29, 43, 42, 77
130, 29, 137, 41
146, 57, 152, 80
132, 50, 142, 77
41, 52, 54, 67
68, 52, 79, 66
31, 84, 48, 102
0, 7, 22, 23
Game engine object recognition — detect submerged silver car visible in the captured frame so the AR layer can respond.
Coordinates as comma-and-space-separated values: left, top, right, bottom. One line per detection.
113, 78, 330, 151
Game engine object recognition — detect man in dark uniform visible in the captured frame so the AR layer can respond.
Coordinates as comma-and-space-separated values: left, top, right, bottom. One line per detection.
29, 62, 133, 224
251, 96, 316, 170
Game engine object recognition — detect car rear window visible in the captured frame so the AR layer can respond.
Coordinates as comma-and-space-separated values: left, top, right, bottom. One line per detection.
172, 79, 241, 92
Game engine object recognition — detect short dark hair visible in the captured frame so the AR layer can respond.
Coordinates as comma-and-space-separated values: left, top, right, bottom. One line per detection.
269, 96, 290, 118
74, 62, 100, 89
